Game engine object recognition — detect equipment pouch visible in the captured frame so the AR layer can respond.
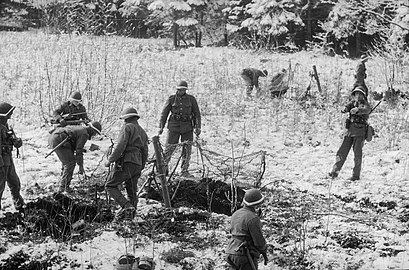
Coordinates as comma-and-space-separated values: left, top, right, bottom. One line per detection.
366, 125, 374, 142
345, 118, 351, 129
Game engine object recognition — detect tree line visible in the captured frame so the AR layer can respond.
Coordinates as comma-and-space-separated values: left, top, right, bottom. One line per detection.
3, 0, 409, 56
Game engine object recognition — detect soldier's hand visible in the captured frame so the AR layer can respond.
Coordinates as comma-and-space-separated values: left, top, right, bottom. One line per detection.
194, 128, 201, 136
78, 165, 85, 174
104, 160, 111, 167
158, 128, 164, 135
12, 137, 22, 148
262, 252, 268, 265
350, 107, 359, 114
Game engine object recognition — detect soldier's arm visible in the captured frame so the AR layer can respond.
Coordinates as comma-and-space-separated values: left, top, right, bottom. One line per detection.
141, 132, 149, 168
253, 72, 260, 88
191, 96, 201, 129
248, 217, 267, 253
357, 100, 371, 115
108, 124, 128, 163
159, 96, 172, 129
75, 133, 89, 166
53, 104, 66, 121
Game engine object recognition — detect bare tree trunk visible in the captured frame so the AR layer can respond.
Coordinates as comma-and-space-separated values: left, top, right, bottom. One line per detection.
173, 23, 179, 48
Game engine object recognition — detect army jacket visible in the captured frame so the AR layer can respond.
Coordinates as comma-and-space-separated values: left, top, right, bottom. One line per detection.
241, 68, 267, 88
0, 122, 19, 166
49, 126, 89, 166
107, 119, 148, 166
226, 206, 267, 258
343, 99, 371, 137
53, 101, 89, 121
159, 93, 201, 134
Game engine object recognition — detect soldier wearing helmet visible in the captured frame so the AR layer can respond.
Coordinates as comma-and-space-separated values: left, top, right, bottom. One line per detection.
48, 121, 102, 192
105, 107, 148, 220
0, 102, 25, 212
53, 91, 90, 127
226, 188, 268, 270
158, 80, 201, 178
329, 85, 371, 181
240, 68, 268, 98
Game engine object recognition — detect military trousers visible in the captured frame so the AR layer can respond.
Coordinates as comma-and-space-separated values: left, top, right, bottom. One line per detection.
54, 146, 76, 191
226, 254, 259, 270
164, 130, 193, 173
105, 162, 142, 209
241, 74, 256, 97
332, 135, 365, 178
0, 159, 24, 210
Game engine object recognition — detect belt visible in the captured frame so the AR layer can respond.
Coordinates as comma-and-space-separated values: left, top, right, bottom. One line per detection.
171, 114, 192, 122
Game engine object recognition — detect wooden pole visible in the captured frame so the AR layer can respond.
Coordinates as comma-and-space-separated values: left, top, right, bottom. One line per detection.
152, 136, 172, 208
312, 65, 322, 93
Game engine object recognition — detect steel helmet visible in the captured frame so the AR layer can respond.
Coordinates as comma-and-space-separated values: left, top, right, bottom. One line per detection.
88, 121, 102, 135
119, 107, 140, 120
351, 85, 367, 97
176, 80, 188, 90
243, 189, 265, 207
70, 91, 82, 102
0, 102, 15, 118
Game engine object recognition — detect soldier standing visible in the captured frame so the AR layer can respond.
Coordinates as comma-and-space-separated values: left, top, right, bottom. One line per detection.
53, 91, 90, 126
159, 81, 201, 178
104, 108, 148, 219
0, 103, 25, 212
329, 85, 371, 181
48, 121, 102, 192
226, 189, 268, 270
240, 68, 268, 97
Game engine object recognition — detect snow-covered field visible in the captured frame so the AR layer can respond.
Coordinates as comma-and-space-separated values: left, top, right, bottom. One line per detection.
1, 31, 409, 269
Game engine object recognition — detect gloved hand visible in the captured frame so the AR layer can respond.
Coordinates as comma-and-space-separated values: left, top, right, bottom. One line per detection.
194, 128, 201, 136
59, 119, 67, 127
262, 252, 268, 266
158, 128, 164, 135
104, 160, 111, 167
12, 137, 22, 148
78, 165, 85, 174
350, 107, 359, 114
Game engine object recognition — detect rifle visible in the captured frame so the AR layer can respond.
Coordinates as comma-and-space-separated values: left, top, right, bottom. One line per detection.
370, 99, 382, 114
45, 136, 70, 158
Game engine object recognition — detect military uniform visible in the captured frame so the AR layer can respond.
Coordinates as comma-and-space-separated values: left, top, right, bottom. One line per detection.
226, 189, 267, 270
0, 103, 25, 211
105, 108, 148, 210
53, 91, 89, 126
48, 122, 101, 192
159, 81, 201, 176
241, 68, 268, 97
330, 87, 371, 180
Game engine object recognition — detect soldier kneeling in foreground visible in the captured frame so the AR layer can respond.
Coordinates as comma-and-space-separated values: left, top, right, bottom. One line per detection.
226, 189, 268, 270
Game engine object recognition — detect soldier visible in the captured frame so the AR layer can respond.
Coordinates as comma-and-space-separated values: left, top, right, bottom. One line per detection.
159, 80, 201, 178
53, 91, 90, 126
329, 85, 371, 181
226, 188, 268, 270
104, 107, 148, 219
352, 55, 369, 96
0, 103, 25, 212
240, 68, 268, 97
48, 121, 102, 192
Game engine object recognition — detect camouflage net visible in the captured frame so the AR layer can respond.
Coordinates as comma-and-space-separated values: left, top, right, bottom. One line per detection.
161, 138, 266, 187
